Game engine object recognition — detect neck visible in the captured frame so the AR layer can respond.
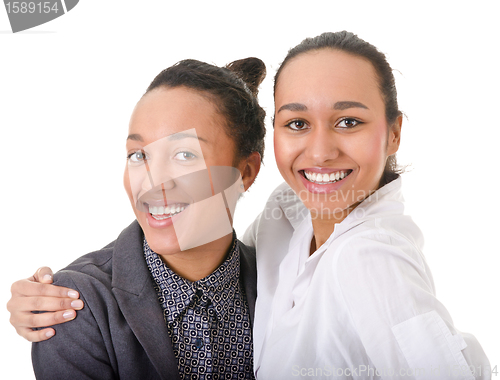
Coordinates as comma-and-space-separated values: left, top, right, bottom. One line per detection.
309, 205, 356, 254
158, 232, 234, 282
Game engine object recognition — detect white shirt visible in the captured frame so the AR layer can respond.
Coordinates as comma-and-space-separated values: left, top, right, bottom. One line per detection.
242, 178, 490, 380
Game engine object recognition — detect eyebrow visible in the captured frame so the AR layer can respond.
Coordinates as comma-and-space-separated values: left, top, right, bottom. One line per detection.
277, 100, 369, 113
333, 101, 369, 110
126, 132, 208, 143
167, 132, 208, 143
277, 103, 308, 113
127, 133, 143, 141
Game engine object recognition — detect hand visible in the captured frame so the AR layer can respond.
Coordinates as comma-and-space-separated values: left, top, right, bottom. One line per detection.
7, 267, 84, 342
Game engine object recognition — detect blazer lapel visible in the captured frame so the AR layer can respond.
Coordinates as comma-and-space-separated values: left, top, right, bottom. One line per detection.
111, 221, 181, 380
238, 242, 258, 327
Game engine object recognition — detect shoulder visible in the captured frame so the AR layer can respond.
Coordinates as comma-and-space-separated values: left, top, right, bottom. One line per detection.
242, 182, 308, 246
330, 224, 435, 313
54, 236, 117, 290
334, 222, 427, 277
54, 248, 114, 293
332, 178, 426, 275
53, 220, 143, 294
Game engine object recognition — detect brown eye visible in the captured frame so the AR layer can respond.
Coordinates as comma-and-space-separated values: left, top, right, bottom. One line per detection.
286, 120, 308, 131
337, 118, 360, 129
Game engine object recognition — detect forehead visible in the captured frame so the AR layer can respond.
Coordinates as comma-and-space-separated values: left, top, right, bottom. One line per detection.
129, 86, 225, 143
275, 49, 383, 108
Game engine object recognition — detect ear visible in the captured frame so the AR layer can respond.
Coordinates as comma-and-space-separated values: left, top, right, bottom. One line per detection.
387, 115, 402, 156
239, 152, 261, 191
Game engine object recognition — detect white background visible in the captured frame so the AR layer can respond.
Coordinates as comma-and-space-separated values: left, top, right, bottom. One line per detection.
1, 1, 498, 378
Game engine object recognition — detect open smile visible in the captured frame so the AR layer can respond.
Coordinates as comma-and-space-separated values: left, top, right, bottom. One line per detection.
297, 168, 353, 194
145, 202, 189, 220
300, 169, 352, 184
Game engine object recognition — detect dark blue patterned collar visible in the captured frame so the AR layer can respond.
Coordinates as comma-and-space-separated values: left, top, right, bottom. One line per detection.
143, 234, 240, 323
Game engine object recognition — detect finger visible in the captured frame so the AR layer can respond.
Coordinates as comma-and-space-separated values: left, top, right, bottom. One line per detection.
16, 327, 56, 343
11, 279, 80, 299
7, 295, 84, 313
12, 309, 77, 329
34, 267, 54, 284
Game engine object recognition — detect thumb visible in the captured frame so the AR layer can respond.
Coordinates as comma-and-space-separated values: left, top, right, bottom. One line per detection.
34, 267, 54, 284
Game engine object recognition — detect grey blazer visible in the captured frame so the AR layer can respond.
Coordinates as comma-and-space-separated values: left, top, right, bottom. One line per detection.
32, 221, 257, 380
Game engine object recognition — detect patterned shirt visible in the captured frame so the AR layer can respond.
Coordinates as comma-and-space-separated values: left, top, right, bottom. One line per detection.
144, 236, 254, 380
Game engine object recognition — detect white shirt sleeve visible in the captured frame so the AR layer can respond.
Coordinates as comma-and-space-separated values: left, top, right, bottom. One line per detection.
335, 231, 491, 380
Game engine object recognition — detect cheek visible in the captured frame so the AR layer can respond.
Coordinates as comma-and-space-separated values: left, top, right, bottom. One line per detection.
273, 130, 296, 176
354, 124, 388, 171
123, 166, 143, 211
123, 167, 132, 201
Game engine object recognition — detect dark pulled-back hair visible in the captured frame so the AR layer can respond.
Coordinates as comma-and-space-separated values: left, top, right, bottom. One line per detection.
146, 58, 266, 163
275, 31, 403, 185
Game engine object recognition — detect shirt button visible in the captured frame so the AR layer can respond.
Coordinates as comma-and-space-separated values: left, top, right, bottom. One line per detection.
194, 338, 204, 349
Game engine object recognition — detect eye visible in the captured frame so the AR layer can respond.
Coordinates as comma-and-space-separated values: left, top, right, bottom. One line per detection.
337, 118, 361, 129
285, 119, 308, 131
174, 151, 197, 161
127, 150, 147, 163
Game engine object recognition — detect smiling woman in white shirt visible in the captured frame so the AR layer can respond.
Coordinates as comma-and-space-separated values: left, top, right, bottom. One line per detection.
242, 32, 490, 379
7, 31, 491, 379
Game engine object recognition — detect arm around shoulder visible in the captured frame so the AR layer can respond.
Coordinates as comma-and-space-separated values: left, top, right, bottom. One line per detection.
32, 270, 116, 380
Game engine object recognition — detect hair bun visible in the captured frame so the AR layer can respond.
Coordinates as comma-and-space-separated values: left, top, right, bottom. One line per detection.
226, 57, 266, 97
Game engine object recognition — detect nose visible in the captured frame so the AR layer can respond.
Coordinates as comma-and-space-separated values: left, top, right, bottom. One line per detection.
141, 158, 176, 192
304, 125, 340, 164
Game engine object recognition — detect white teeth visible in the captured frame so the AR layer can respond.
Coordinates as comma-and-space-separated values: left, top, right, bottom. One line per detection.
148, 204, 186, 219
304, 170, 350, 184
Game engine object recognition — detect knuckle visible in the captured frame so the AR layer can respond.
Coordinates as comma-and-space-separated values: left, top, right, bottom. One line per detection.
9, 314, 17, 327
37, 284, 49, 296
28, 313, 37, 328
33, 296, 43, 310
59, 299, 67, 310
52, 312, 62, 324
10, 280, 22, 295
16, 327, 27, 339
6, 298, 13, 312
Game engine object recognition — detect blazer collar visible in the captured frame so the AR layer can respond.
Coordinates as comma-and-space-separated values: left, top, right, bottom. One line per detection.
238, 242, 257, 327
110, 221, 258, 377
111, 220, 181, 380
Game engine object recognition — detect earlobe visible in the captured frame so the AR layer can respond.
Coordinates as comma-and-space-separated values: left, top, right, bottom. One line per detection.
240, 152, 261, 191
387, 115, 403, 156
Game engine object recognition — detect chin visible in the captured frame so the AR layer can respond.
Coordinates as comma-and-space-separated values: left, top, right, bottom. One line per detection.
144, 232, 181, 256
135, 217, 181, 255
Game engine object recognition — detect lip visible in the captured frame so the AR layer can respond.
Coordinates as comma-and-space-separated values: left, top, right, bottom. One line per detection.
143, 204, 189, 229
298, 169, 353, 194
301, 167, 351, 174
140, 198, 190, 207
